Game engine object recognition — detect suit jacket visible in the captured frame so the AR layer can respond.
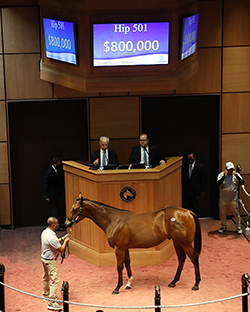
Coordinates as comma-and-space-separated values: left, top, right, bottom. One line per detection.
43, 166, 63, 202
182, 161, 206, 197
89, 149, 119, 168
128, 145, 165, 167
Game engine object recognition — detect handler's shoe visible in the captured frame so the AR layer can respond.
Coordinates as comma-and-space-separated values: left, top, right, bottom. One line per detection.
44, 295, 58, 302
237, 227, 243, 235
47, 302, 62, 310
218, 227, 227, 234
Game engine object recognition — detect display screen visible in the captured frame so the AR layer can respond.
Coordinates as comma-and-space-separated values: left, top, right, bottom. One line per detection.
180, 13, 199, 60
93, 22, 169, 67
43, 18, 77, 65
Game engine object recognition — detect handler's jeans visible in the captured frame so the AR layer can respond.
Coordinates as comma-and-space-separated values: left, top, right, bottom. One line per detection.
42, 258, 59, 302
219, 199, 241, 229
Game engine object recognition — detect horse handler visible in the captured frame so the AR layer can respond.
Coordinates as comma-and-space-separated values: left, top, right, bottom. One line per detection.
41, 217, 69, 310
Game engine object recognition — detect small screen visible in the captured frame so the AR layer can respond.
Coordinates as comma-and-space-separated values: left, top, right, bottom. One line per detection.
180, 13, 199, 60
93, 22, 169, 67
43, 18, 77, 65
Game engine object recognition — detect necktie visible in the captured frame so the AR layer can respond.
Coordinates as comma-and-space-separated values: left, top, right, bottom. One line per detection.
144, 149, 147, 166
102, 151, 106, 167
189, 164, 193, 179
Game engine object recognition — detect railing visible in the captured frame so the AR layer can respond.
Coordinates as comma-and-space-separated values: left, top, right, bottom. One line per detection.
0, 263, 250, 312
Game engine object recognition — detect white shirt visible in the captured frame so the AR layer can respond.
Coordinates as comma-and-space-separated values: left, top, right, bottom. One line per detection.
140, 146, 149, 165
217, 171, 243, 201
189, 161, 196, 178
100, 148, 109, 168
41, 228, 61, 260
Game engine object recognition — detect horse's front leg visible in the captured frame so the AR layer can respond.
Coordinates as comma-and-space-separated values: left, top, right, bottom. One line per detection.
124, 249, 133, 290
112, 247, 125, 295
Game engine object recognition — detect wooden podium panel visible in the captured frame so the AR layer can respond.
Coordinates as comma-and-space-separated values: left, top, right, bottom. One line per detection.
63, 157, 182, 267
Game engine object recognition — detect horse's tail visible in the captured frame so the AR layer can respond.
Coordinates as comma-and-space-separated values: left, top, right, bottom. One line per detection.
191, 212, 202, 255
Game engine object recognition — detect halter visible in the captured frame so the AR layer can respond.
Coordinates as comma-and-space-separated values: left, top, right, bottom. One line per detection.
67, 200, 83, 224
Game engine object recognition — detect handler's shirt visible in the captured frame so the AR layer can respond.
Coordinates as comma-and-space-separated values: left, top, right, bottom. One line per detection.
41, 227, 61, 260
217, 172, 243, 201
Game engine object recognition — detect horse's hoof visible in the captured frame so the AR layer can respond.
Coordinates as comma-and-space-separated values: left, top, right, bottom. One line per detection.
124, 285, 131, 290
112, 289, 119, 295
168, 282, 176, 288
192, 285, 199, 291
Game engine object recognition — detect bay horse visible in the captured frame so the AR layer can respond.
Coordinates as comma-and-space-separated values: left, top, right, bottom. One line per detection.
65, 193, 202, 294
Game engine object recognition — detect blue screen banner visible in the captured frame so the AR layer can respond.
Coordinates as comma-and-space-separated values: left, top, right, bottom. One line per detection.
43, 18, 77, 65
181, 13, 199, 60
93, 22, 169, 67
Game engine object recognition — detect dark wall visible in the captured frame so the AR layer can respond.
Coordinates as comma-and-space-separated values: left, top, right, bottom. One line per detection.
8, 99, 88, 227
142, 95, 220, 218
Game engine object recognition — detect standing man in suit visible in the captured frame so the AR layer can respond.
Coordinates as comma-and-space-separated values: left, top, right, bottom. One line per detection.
43, 157, 66, 231
128, 133, 166, 168
182, 152, 206, 217
89, 136, 119, 169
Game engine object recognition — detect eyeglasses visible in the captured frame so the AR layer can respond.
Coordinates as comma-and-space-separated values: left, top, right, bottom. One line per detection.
140, 139, 147, 142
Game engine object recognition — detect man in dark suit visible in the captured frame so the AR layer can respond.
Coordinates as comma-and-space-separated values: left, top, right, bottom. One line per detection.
89, 136, 119, 169
43, 156, 66, 230
182, 152, 206, 217
128, 133, 166, 168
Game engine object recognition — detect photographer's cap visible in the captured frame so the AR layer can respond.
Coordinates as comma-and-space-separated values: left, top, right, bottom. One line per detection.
225, 161, 234, 170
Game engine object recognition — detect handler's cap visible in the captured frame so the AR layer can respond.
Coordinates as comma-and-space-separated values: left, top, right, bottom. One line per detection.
225, 161, 235, 170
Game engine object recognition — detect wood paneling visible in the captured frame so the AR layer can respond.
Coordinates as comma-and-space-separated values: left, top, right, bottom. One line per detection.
224, 0, 250, 47
239, 174, 250, 216
222, 94, 250, 133
176, 48, 221, 94
5, 54, 53, 99
0, 56, 5, 100
100, 92, 129, 97
53, 84, 97, 98
129, 90, 175, 96
223, 47, 250, 92
222, 134, 250, 174
90, 97, 139, 139
198, 0, 222, 47
2, 7, 40, 53
63, 158, 182, 266
90, 138, 139, 166
0, 13, 2, 54
0, 143, 8, 183
0, 102, 7, 141
0, 184, 11, 225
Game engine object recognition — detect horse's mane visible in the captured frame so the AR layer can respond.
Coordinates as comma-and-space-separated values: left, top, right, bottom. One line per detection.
83, 198, 133, 213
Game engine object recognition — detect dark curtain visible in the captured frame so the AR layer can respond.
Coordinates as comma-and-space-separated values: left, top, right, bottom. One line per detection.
141, 95, 220, 218
8, 99, 88, 227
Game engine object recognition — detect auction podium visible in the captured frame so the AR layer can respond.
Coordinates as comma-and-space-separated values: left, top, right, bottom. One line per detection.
63, 157, 182, 267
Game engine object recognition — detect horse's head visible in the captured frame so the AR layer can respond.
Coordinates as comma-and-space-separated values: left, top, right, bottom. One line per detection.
65, 193, 85, 227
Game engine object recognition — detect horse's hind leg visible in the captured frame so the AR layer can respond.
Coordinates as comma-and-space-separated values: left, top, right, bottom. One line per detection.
168, 243, 186, 288
183, 245, 201, 291
124, 249, 133, 290
112, 247, 125, 295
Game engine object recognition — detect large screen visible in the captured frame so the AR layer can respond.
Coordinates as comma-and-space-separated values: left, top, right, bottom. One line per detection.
43, 18, 77, 65
180, 13, 199, 60
93, 22, 169, 67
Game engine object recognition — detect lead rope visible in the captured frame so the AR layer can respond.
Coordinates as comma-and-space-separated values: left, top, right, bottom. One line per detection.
242, 185, 250, 197
61, 221, 76, 264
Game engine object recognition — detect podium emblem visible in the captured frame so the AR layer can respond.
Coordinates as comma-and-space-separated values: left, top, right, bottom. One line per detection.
120, 186, 136, 203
